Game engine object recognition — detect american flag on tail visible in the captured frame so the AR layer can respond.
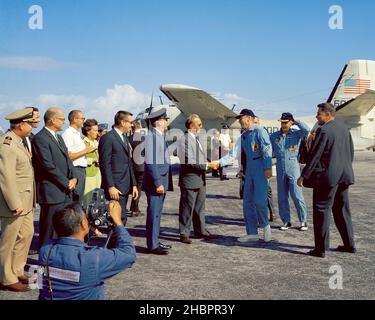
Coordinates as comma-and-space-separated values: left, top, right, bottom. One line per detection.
343, 79, 371, 94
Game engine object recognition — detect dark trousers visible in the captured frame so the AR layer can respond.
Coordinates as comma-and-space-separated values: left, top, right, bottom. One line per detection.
312, 183, 355, 253
268, 182, 275, 220
74, 167, 86, 204
130, 171, 144, 213
179, 187, 206, 237
146, 193, 166, 250
38, 195, 73, 248
118, 193, 130, 226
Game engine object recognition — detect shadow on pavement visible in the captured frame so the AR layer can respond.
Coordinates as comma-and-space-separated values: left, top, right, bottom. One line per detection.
203, 234, 314, 256
206, 215, 244, 227
206, 194, 239, 200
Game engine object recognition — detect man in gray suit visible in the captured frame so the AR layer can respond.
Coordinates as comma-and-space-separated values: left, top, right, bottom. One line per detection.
178, 114, 217, 244
298, 103, 356, 258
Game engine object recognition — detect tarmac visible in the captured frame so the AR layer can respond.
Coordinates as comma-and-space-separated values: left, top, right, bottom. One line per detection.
1, 151, 374, 300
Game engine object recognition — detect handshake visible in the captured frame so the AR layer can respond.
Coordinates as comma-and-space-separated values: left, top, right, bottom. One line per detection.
208, 161, 220, 171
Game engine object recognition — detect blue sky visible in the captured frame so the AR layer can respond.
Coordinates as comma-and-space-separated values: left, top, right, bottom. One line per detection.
0, 0, 374, 130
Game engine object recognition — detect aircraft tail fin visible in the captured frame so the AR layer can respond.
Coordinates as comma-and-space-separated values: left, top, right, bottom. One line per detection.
327, 60, 375, 108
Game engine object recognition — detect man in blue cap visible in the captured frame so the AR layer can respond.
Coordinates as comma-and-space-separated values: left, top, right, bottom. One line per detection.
143, 108, 173, 255
221, 109, 273, 242
97, 123, 108, 139
270, 112, 310, 231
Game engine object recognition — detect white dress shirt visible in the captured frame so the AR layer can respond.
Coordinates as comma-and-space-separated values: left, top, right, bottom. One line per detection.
188, 131, 208, 168
114, 127, 125, 142
114, 127, 133, 154
45, 126, 59, 141
62, 126, 87, 167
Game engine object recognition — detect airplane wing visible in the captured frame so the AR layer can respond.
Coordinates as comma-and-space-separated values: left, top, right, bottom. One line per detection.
336, 89, 375, 117
160, 84, 238, 120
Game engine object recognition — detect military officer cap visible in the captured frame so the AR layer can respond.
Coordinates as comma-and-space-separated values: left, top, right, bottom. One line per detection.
279, 112, 294, 122
98, 123, 109, 131
235, 108, 256, 119
5, 107, 37, 124
146, 108, 170, 121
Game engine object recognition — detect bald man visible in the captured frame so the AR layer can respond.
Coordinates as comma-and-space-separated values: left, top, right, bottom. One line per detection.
32, 107, 78, 248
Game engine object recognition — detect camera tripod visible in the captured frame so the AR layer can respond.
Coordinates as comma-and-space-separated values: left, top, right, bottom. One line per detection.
87, 224, 115, 249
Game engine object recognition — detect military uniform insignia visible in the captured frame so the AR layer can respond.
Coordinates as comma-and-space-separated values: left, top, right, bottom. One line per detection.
253, 143, 259, 152
3, 136, 12, 145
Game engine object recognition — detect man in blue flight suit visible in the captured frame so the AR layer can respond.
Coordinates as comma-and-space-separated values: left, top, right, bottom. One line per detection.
220, 109, 273, 242
143, 108, 173, 255
270, 113, 310, 231
38, 201, 136, 300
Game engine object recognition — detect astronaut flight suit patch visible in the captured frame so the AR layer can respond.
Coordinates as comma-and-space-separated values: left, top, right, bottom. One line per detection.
275, 137, 280, 143
252, 144, 259, 152
289, 145, 296, 152
44, 267, 81, 283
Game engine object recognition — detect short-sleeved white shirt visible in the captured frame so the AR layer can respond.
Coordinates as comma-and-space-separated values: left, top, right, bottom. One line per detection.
62, 126, 87, 167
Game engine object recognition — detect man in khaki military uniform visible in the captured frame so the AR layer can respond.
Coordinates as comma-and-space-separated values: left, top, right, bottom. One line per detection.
0, 108, 36, 292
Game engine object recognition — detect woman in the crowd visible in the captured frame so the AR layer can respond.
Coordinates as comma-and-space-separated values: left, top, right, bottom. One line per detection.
82, 119, 101, 208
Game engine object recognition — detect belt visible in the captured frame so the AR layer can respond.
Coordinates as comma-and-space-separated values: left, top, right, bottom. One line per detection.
87, 163, 99, 167
252, 156, 262, 160
75, 166, 87, 169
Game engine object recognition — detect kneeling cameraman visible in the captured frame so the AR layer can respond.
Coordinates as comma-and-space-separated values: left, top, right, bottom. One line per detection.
38, 201, 136, 300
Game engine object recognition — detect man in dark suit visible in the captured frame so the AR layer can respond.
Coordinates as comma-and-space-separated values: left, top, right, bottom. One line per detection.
178, 114, 217, 244
98, 111, 138, 225
32, 107, 78, 248
298, 103, 356, 258
143, 108, 173, 255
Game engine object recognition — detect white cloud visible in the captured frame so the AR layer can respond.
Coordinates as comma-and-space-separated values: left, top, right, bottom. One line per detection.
3, 85, 294, 128
89, 84, 148, 122
0, 56, 76, 71
212, 92, 256, 112
212, 92, 303, 118
36, 84, 148, 122
38, 94, 88, 109
0, 84, 150, 128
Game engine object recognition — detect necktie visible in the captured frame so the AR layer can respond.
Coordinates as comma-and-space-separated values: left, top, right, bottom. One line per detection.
55, 133, 62, 145
123, 133, 133, 155
196, 135, 203, 151
22, 138, 30, 152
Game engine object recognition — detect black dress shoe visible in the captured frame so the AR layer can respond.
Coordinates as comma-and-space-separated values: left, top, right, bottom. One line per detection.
308, 249, 325, 258
149, 246, 169, 255
159, 242, 172, 250
202, 233, 214, 241
333, 245, 357, 253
